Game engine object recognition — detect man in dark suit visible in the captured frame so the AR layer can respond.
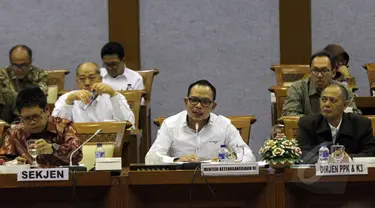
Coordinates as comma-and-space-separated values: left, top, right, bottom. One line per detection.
297, 84, 375, 163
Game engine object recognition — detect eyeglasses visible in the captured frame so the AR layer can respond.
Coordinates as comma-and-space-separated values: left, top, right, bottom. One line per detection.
188, 96, 213, 107
311, 68, 331, 76
103, 62, 121, 69
20, 112, 44, 124
10, 63, 31, 71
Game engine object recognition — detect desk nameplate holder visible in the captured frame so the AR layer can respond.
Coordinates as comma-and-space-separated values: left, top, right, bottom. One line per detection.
315, 163, 368, 176
201, 162, 259, 176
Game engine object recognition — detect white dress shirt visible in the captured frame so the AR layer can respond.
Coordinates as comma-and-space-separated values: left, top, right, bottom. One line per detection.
328, 118, 342, 144
52, 91, 135, 124
100, 67, 145, 91
145, 111, 256, 164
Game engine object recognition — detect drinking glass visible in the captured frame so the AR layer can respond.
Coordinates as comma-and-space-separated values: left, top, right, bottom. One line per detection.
331, 144, 345, 163
27, 139, 39, 167
232, 145, 245, 162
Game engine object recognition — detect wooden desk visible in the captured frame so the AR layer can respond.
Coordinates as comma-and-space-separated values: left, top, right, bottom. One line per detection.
277, 167, 375, 208
0, 171, 120, 208
125, 169, 274, 208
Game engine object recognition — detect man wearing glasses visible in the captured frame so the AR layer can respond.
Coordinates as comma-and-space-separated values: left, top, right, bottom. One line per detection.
52, 62, 134, 124
100, 42, 144, 91
0, 87, 82, 166
282, 50, 360, 117
145, 80, 255, 164
0, 45, 48, 94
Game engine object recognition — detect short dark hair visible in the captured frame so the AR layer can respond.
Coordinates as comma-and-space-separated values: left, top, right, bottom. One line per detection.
16, 86, 47, 113
187, 80, 216, 100
100, 42, 125, 60
9, 44, 33, 60
309, 50, 336, 70
326, 83, 349, 101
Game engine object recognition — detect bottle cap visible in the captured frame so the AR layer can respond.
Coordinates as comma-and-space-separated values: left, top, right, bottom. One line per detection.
220, 145, 226, 148
97, 143, 102, 147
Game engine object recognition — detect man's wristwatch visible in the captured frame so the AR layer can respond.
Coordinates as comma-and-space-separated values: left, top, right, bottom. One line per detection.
52, 143, 60, 153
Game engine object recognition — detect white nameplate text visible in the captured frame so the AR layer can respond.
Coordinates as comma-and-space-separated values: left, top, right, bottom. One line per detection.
315, 163, 368, 176
17, 168, 69, 181
201, 162, 259, 176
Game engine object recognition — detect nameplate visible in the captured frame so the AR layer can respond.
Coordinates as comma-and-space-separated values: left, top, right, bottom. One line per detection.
201, 162, 259, 176
315, 163, 368, 176
17, 168, 69, 181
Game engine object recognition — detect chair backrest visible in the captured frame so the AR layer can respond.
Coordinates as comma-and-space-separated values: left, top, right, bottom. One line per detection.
364, 115, 375, 136
279, 116, 300, 139
354, 96, 375, 115
363, 63, 375, 95
270, 86, 289, 119
73, 121, 130, 170
137, 69, 159, 103
153, 115, 257, 144
117, 90, 144, 130
271, 65, 310, 87
45, 69, 70, 92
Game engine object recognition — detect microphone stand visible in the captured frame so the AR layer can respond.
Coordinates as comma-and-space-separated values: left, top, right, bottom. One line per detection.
61, 129, 103, 171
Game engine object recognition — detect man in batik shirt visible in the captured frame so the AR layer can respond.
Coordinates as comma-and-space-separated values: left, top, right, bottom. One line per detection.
0, 45, 48, 94
0, 86, 82, 166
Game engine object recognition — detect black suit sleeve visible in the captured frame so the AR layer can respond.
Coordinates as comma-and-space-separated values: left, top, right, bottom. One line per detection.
296, 117, 319, 163
350, 118, 375, 157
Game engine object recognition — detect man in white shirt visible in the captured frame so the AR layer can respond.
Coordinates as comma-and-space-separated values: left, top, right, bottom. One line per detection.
145, 80, 256, 164
100, 42, 144, 91
52, 62, 134, 124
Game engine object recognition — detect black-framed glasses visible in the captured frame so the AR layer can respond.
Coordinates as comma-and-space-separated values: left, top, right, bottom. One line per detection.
103, 62, 121, 69
188, 96, 213, 107
311, 68, 331, 76
10, 63, 31, 71
20, 112, 44, 124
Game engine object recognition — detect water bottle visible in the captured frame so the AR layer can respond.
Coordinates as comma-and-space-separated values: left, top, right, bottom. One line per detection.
95, 143, 105, 159
318, 144, 329, 164
218, 145, 229, 162
126, 84, 133, 90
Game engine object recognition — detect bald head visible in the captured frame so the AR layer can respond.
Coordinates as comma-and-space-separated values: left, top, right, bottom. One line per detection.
322, 84, 349, 101
76, 62, 102, 90
76, 62, 100, 75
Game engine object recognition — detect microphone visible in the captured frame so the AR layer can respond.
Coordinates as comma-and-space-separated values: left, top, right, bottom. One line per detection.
195, 123, 199, 155
62, 128, 103, 171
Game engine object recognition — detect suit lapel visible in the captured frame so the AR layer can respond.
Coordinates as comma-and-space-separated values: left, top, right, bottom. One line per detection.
335, 113, 354, 144
315, 115, 332, 143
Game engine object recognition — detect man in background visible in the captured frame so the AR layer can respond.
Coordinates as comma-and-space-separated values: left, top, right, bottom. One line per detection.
0, 45, 48, 94
282, 50, 360, 116
100, 42, 144, 91
52, 62, 134, 124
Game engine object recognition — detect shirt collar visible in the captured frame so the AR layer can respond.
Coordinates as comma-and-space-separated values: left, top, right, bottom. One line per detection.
102, 65, 128, 79
328, 118, 342, 133
45, 116, 57, 134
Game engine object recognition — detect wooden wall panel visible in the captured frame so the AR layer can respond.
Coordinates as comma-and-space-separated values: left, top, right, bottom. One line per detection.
108, 0, 140, 70
279, 0, 312, 64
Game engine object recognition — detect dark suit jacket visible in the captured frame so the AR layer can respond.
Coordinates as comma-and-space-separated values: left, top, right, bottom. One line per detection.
297, 113, 375, 163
